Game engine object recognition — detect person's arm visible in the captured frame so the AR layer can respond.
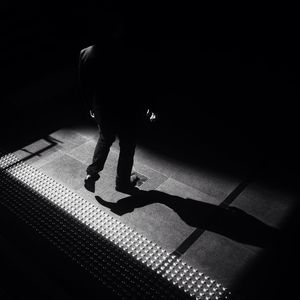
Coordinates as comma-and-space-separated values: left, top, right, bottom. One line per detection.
78, 46, 96, 117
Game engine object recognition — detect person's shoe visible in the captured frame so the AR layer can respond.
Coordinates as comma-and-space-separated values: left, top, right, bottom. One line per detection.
115, 184, 140, 195
115, 173, 140, 194
84, 174, 100, 193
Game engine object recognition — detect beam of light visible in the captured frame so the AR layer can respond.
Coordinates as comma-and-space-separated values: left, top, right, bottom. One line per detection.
0, 152, 231, 300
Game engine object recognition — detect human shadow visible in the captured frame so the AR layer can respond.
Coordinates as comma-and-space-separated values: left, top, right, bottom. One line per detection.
95, 190, 280, 248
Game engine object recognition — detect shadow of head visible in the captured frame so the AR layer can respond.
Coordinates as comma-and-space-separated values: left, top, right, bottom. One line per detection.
96, 190, 280, 248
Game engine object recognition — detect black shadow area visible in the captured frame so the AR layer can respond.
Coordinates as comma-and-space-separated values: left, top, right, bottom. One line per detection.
95, 190, 280, 248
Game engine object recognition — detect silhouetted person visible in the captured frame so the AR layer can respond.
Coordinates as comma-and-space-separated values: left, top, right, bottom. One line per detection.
79, 12, 158, 193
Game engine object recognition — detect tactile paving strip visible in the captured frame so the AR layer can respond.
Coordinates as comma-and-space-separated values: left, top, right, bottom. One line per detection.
0, 152, 232, 300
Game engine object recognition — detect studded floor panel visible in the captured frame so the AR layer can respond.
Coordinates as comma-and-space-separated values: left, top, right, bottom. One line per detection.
0, 152, 232, 300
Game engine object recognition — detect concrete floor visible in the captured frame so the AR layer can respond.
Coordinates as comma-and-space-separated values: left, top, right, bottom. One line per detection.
9, 120, 298, 299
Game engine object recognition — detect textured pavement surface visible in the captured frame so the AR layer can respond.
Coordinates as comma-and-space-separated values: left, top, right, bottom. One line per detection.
11, 123, 297, 296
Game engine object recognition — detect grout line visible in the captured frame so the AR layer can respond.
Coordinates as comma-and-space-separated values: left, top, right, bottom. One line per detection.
171, 162, 263, 257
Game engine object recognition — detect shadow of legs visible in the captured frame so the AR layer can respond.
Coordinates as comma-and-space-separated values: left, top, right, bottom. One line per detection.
95, 190, 280, 248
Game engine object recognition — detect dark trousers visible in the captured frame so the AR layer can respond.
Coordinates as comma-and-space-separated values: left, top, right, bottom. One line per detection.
86, 108, 137, 184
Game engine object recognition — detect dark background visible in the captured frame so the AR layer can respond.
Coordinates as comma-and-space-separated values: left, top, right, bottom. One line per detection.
1, 2, 299, 162
0, 2, 299, 299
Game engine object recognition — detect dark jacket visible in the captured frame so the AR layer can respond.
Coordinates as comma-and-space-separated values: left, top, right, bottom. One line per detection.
78, 42, 158, 120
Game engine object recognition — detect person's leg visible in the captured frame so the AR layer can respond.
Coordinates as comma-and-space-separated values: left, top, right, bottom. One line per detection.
86, 123, 116, 176
85, 110, 116, 192
115, 123, 138, 191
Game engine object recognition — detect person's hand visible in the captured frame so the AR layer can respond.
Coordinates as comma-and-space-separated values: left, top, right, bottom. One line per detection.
146, 109, 157, 122
90, 110, 95, 119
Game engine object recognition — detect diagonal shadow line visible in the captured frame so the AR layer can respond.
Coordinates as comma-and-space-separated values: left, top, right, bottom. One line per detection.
0, 136, 61, 171
172, 167, 262, 256
172, 180, 253, 256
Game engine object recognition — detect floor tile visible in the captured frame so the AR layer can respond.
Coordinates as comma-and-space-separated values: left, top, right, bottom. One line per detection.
67, 139, 119, 166
134, 146, 239, 200
70, 123, 99, 141
49, 128, 89, 153
232, 182, 298, 228
67, 140, 97, 165
132, 160, 168, 191
156, 177, 221, 205
40, 154, 87, 191
100, 193, 196, 253
13, 138, 65, 168
182, 231, 258, 289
